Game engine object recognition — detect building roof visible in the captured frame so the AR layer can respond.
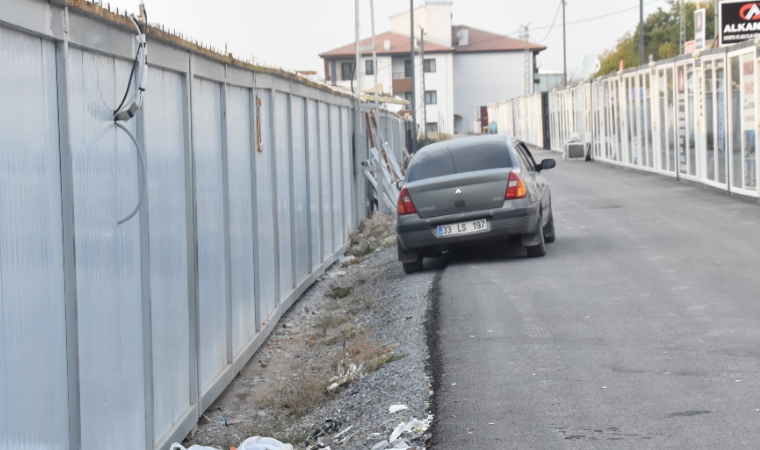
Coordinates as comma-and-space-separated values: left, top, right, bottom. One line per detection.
452, 25, 546, 53
320, 31, 454, 59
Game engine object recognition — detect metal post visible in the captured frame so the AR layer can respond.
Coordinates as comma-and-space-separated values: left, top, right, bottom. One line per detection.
355, 0, 362, 101
410, 0, 418, 153
678, 0, 686, 55
370, 0, 387, 214
420, 28, 427, 139
562, 0, 567, 87
639, 0, 644, 66
55, 8, 82, 448
371, 0, 380, 116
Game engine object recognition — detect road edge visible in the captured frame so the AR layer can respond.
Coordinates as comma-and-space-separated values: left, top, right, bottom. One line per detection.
424, 269, 445, 448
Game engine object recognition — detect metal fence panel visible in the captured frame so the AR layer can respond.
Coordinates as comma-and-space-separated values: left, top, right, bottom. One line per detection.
254, 89, 277, 324
342, 107, 353, 233
191, 77, 228, 391
225, 85, 257, 353
274, 92, 294, 299
320, 102, 334, 259
291, 96, 310, 284
145, 67, 192, 441
330, 106, 343, 250
307, 99, 322, 271
0, 26, 70, 449
68, 47, 147, 449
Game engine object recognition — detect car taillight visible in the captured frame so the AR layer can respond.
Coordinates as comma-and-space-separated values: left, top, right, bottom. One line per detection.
397, 188, 417, 215
505, 171, 527, 200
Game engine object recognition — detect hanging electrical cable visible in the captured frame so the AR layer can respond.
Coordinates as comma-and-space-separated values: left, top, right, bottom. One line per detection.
115, 122, 147, 225
114, 0, 148, 224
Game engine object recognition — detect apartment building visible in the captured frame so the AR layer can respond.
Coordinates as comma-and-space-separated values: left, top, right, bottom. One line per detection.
319, 0, 546, 135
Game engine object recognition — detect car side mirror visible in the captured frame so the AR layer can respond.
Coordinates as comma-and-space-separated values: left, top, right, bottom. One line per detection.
538, 159, 556, 172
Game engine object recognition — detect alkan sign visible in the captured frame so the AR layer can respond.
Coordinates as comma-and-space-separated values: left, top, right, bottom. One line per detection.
720, 1, 760, 45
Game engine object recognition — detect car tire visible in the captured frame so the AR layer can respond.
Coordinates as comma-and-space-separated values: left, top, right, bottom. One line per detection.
526, 217, 547, 258
543, 211, 556, 243
402, 259, 424, 274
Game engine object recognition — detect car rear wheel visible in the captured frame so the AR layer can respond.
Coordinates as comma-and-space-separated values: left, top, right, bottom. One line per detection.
402, 259, 424, 274
543, 211, 556, 243
526, 217, 547, 258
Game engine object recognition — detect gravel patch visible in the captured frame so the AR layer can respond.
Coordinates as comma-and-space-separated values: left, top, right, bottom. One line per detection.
181, 217, 438, 450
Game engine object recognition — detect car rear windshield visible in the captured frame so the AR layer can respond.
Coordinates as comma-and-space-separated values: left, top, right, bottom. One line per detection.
407, 141, 514, 182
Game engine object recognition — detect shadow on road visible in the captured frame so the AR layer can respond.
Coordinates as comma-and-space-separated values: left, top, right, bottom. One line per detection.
420, 243, 529, 273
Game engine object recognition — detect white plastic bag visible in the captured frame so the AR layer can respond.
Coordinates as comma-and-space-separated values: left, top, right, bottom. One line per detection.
169, 444, 219, 450
238, 436, 294, 450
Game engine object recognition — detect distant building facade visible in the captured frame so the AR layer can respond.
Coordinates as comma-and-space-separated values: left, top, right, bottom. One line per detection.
319, 0, 545, 136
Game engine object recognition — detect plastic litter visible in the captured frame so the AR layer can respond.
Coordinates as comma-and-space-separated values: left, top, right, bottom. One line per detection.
389, 417, 431, 442
389, 405, 408, 414
170, 437, 294, 450
237, 437, 294, 450
371, 441, 389, 450
170, 445, 218, 450
339, 255, 356, 265
327, 363, 359, 391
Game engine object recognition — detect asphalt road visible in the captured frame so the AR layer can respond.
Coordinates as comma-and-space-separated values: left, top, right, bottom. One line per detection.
431, 152, 760, 449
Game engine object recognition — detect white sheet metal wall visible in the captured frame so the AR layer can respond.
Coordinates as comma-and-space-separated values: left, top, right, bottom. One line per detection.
495, 41, 760, 200
0, 25, 70, 449
0, 2, 407, 449
488, 93, 544, 148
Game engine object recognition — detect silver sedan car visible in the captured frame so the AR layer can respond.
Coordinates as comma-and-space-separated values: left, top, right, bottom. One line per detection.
396, 135, 556, 274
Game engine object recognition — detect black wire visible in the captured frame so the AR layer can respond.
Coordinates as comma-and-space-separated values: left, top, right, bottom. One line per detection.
114, 47, 140, 117
538, 0, 563, 43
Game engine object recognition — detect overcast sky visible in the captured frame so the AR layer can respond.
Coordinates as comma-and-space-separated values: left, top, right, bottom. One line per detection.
105, 0, 669, 77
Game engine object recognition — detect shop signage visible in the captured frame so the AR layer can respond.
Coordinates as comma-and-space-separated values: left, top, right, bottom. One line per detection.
720, 1, 760, 46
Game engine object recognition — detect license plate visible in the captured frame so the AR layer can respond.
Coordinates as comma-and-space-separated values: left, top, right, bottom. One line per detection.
437, 219, 488, 237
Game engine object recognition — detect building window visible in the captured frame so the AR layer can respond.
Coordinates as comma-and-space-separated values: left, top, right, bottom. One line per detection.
405, 92, 413, 103
424, 90, 437, 105
365, 59, 374, 75
341, 62, 355, 81
404, 59, 413, 78
423, 59, 436, 73
426, 122, 439, 133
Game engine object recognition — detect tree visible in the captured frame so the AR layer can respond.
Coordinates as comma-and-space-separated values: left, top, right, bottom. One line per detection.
597, 1, 715, 77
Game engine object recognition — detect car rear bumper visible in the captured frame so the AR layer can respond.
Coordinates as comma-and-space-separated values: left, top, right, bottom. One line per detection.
396, 200, 539, 253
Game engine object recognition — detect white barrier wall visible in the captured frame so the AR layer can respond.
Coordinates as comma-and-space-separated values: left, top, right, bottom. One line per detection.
494, 39, 760, 199
0, 1, 407, 449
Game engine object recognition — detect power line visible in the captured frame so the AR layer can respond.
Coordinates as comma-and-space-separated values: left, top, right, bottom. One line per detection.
538, 0, 563, 43
494, 0, 667, 42
532, 0, 665, 31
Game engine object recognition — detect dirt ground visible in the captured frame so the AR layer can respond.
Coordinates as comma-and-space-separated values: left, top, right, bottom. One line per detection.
181, 215, 434, 450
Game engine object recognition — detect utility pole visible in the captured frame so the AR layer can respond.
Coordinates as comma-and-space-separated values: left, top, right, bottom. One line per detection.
639, 0, 644, 66
521, 24, 531, 95
409, 0, 417, 153
370, 0, 386, 214
354, 0, 363, 217
420, 27, 427, 139
370, 0, 380, 118
680, 0, 685, 54
562, 0, 567, 87
355, 0, 361, 99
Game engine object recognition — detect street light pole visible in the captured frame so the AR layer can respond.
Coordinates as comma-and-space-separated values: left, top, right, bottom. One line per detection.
409, 0, 418, 153
639, 0, 644, 66
420, 27, 427, 140
562, 0, 567, 87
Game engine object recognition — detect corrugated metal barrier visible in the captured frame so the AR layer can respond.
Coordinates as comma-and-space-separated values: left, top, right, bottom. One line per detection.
0, 1, 406, 449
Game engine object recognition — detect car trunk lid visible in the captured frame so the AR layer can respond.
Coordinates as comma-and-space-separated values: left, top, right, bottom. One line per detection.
406, 169, 510, 219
